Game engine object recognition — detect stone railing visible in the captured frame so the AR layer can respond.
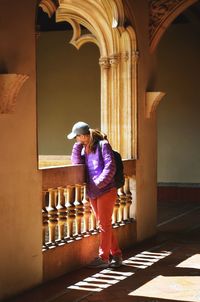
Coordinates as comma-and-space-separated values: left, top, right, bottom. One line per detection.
42, 177, 134, 249
41, 160, 136, 281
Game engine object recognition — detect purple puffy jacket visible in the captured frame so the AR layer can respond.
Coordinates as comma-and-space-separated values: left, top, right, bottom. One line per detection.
71, 140, 116, 199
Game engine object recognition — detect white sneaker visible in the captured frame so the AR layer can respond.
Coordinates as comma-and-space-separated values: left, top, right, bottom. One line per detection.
87, 257, 110, 268
109, 255, 123, 268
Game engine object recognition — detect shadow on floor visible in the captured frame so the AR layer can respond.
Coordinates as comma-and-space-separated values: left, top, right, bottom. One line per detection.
5, 200, 200, 302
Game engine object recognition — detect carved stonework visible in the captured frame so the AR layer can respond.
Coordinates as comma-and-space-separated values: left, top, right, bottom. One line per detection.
132, 50, 140, 62
0, 74, 29, 114
121, 51, 129, 62
149, 0, 197, 52
99, 57, 110, 69
39, 0, 59, 18
109, 54, 120, 66
146, 91, 166, 118
149, 0, 184, 39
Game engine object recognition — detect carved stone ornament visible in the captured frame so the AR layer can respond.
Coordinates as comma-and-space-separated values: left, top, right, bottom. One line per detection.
99, 57, 110, 69
109, 54, 120, 66
146, 91, 166, 118
0, 74, 29, 114
149, 0, 184, 38
39, 0, 59, 18
149, 0, 197, 52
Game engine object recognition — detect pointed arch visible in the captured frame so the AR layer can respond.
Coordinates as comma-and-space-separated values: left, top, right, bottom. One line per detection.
149, 0, 198, 53
54, 0, 138, 159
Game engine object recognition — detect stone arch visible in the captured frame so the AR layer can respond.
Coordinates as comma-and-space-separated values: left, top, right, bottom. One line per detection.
38, 0, 138, 159
149, 0, 198, 53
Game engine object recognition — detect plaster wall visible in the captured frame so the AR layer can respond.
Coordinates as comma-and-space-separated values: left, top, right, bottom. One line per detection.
156, 22, 200, 184
0, 1, 42, 300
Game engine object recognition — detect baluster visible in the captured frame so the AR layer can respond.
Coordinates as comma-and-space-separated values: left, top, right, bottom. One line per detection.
117, 186, 126, 224
42, 190, 48, 249
74, 184, 84, 236
56, 187, 67, 243
124, 176, 132, 221
46, 188, 58, 246
112, 192, 120, 226
63, 188, 68, 239
82, 183, 91, 235
64, 185, 76, 239
90, 204, 98, 233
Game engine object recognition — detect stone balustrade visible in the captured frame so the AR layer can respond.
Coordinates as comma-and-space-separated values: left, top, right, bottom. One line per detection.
41, 160, 136, 281
42, 176, 134, 250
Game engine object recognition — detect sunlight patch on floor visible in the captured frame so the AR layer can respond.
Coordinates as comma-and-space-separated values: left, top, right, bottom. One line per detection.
123, 250, 171, 269
68, 269, 134, 292
177, 254, 200, 270
67, 250, 171, 292
129, 275, 200, 302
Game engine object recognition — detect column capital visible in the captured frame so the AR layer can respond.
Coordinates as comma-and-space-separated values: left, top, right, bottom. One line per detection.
109, 54, 120, 66
132, 50, 139, 62
121, 51, 129, 62
99, 57, 110, 69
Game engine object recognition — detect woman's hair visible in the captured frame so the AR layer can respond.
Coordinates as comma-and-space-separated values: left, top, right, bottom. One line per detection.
88, 128, 107, 152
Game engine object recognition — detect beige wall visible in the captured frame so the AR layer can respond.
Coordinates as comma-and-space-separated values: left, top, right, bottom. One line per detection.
37, 30, 100, 156
0, 1, 42, 300
156, 22, 200, 184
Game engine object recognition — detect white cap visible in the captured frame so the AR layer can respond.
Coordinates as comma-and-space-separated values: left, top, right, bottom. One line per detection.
67, 121, 90, 139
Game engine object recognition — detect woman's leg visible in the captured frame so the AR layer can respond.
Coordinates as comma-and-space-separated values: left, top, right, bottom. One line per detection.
90, 188, 121, 261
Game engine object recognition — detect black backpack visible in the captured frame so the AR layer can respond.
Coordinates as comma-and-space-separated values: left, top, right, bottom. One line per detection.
112, 150, 125, 189
99, 141, 125, 189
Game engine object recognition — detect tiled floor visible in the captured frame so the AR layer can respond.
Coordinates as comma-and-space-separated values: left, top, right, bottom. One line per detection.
5, 200, 200, 302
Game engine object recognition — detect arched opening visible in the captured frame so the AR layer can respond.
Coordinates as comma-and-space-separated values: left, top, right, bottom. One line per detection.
156, 1, 200, 206
36, 0, 138, 162
36, 7, 100, 167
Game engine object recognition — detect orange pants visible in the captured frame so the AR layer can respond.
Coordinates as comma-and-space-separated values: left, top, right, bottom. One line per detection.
90, 188, 122, 261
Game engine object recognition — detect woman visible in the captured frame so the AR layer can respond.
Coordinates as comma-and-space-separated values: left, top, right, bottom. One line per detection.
67, 121, 123, 268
